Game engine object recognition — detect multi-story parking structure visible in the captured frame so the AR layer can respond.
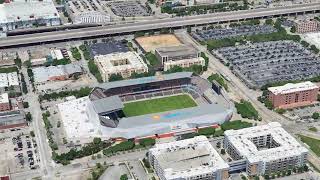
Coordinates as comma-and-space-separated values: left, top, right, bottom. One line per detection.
155, 45, 205, 71
149, 136, 229, 180
268, 81, 319, 109
224, 122, 308, 176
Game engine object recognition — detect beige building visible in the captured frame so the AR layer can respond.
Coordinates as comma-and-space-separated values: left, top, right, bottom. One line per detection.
149, 136, 230, 180
224, 122, 308, 176
295, 19, 319, 33
94, 51, 148, 82
155, 45, 205, 71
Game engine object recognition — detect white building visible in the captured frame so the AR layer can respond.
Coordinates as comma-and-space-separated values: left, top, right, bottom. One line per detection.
74, 11, 111, 24
0, 72, 19, 89
224, 122, 308, 176
149, 136, 230, 180
154, 45, 205, 71
94, 52, 148, 82
0, 1, 60, 31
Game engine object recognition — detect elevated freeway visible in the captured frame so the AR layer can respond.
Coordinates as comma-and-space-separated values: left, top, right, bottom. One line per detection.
0, 3, 320, 48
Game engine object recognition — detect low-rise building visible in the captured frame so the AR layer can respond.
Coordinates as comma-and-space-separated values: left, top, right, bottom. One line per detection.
32, 64, 83, 84
0, 72, 20, 91
149, 136, 230, 180
295, 19, 320, 33
0, 93, 10, 112
0, 0, 61, 31
155, 45, 205, 71
0, 110, 26, 130
268, 81, 319, 109
94, 51, 148, 82
224, 122, 308, 176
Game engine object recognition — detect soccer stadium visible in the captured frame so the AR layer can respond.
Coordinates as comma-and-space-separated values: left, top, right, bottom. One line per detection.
58, 72, 233, 143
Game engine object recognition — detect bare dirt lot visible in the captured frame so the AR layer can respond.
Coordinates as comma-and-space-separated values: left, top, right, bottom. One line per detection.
135, 34, 182, 52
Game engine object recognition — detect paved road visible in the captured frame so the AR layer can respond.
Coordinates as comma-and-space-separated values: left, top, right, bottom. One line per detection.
1, 3, 320, 47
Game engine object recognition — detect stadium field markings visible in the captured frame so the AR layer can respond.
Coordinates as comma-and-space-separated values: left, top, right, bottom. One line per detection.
123, 94, 197, 117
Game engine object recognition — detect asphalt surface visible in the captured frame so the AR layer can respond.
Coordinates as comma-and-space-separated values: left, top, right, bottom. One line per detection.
1, 2, 320, 47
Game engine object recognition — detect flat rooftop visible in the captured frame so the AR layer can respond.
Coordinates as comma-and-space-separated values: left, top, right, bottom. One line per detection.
268, 81, 319, 95
135, 34, 183, 52
0, 1, 59, 23
96, 72, 193, 90
155, 45, 198, 57
58, 96, 232, 140
0, 93, 9, 104
224, 122, 308, 164
94, 52, 148, 76
89, 42, 128, 57
149, 136, 229, 179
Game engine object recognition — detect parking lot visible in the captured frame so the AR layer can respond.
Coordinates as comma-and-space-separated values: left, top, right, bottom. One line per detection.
109, 1, 150, 17
0, 130, 40, 175
284, 103, 320, 122
192, 25, 277, 41
216, 40, 320, 88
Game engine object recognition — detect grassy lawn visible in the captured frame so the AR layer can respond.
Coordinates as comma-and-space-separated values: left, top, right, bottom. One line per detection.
298, 134, 320, 157
123, 94, 197, 117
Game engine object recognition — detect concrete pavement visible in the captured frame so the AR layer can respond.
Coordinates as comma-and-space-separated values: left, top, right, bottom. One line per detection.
1, 2, 320, 47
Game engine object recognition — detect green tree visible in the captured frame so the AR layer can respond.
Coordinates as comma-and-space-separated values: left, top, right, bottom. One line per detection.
109, 74, 123, 82
139, 138, 156, 147
23, 101, 29, 108
290, 26, 296, 33
120, 174, 128, 180
312, 112, 319, 119
26, 112, 32, 122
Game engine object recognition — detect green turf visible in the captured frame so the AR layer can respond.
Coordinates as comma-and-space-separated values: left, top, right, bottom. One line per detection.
298, 134, 320, 157
123, 94, 197, 117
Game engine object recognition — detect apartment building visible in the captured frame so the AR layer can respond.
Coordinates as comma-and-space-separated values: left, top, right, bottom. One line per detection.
149, 136, 230, 180
224, 122, 308, 176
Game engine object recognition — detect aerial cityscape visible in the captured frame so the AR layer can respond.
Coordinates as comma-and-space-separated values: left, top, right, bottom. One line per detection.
0, 0, 320, 179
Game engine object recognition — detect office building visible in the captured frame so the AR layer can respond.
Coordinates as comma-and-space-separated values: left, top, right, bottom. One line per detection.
224, 122, 308, 176
155, 45, 205, 71
268, 81, 319, 109
149, 136, 229, 180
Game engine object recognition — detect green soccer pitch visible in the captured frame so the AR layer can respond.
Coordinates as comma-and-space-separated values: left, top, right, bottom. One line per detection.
123, 94, 197, 117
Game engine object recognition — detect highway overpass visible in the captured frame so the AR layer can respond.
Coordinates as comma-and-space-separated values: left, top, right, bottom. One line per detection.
1, 3, 320, 48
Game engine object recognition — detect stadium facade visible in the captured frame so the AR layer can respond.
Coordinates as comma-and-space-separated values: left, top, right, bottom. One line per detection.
58, 72, 233, 142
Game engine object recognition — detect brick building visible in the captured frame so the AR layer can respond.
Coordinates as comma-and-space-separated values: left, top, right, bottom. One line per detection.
0, 93, 10, 112
268, 81, 319, 109
295, 19, 320, 33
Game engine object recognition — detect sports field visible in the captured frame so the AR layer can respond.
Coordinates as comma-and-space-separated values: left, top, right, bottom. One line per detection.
123, 94, 197, 117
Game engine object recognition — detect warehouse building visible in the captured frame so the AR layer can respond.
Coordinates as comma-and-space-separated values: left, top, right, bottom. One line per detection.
155, 45, 205, 71
32, 64, 83, 84
0, 110, 26, 130
268, 81, 319, 109
295, 19, 320, 33
224, 122, 308, 176
149, 136, 229, 180
94, 51, 148, 82
0, 0, 60, 31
